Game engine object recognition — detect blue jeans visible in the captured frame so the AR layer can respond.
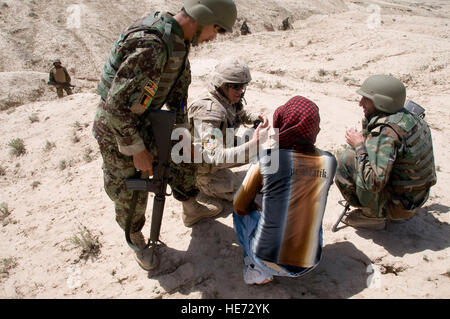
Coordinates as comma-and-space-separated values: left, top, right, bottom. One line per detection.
233, 210, 318, 279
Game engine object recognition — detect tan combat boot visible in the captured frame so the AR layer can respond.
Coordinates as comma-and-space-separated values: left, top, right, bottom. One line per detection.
181, 196, 223, 227
130, 231, 158, 271
342, 209, 386, 230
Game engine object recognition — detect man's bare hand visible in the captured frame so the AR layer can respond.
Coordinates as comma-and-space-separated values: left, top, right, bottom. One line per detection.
259, 113, 270, 128
251, 122, 270, 145
133, 149, 154, 175
345, 128, 364, 149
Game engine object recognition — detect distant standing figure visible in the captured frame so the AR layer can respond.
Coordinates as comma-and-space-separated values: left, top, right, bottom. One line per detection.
240, 20, 251, 35
48, 58, 73, 98
280, 17, 292, 31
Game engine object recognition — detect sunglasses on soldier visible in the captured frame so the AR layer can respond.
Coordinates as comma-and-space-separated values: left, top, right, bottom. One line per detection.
227, 83, 248, 90
214, 25, 227, 34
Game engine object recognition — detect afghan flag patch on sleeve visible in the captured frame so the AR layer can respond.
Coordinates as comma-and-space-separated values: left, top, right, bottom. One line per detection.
140, 94, 153, 109
138, 79, 158, 110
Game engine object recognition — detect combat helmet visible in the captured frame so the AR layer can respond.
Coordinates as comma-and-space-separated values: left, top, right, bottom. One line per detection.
357, 74, 406, 114
52, 58, 61, 64
184, 0, 237, 32
211, 57, 252, 88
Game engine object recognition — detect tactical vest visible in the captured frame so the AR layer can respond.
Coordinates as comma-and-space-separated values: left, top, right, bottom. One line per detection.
368, 110, 437, 193
97, 11, 189, 109
53, 67, 67, 83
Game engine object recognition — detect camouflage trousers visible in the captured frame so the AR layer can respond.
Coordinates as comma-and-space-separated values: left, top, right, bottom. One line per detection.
196, 168, 242, 202
56, 86, 73, 98
94, 124, 198, 233
335, 148, 423, 220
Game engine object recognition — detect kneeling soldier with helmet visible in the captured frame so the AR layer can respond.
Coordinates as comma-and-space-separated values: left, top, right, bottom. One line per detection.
334, 74, 437, 230
187, 57, 269, 227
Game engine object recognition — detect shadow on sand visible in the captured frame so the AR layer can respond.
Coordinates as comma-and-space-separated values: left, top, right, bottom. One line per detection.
354, 205, 450, 257
146, 203, 374, 299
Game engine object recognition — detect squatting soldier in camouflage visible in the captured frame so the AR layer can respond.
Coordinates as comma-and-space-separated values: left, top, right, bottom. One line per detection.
92, 0, 237, 270
48, 58, 73, 98
187, 58, 268, 226
335, 74, 437, 230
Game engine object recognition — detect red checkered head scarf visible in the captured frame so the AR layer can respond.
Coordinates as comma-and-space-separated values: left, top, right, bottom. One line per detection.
273, 96, 320, 150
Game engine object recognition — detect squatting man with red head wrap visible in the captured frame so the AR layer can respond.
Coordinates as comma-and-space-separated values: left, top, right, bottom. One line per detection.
233, 96, 337, 285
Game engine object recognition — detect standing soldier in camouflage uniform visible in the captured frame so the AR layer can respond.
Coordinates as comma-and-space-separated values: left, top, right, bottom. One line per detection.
48, 58, 73, 98
187, 58, 269, 227
92, 0, 238, 271
335, 74, 437, 230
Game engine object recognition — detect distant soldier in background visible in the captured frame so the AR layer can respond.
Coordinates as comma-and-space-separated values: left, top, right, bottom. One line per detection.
240, 20, 251, 35
280, 17, 292, 31
48, 58, 73, 98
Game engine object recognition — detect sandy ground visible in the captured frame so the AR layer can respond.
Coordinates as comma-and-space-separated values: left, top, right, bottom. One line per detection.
0, 0, 449, 299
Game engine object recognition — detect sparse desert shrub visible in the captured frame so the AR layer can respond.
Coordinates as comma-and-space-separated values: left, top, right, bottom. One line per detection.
31, 181, 41, 189
8, 138, 27, 156
253, 80, 268, 90
0, 257, 18, 279
0, 202, 13, 226
430, 64, 445, 72
8, 138, 26, 156
70, 225, 101, 261
71, 132, 80, 144
83, 148, 93, 163
274, 81, 287, 89
318, 69, 328, 77
29, 113, 39, 123
59, 160, 67, 170
43, 140, 56, 152
72, 121, 83, 131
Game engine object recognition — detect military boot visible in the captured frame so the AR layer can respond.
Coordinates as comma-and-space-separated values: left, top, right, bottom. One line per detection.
182, 196, 223, 227
341, 209, 386, 230
130, 231, 159, 271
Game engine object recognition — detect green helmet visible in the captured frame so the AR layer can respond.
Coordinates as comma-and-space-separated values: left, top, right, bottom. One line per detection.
357, 74, 406, 114
212, 58, 252, 87
184, 0, 237, 32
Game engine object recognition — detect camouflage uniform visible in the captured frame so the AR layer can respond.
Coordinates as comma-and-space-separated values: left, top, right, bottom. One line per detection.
93, 12, 198, 233
49, 63, 72, 98
335, 110, 437, 220
188, 83, 260, 201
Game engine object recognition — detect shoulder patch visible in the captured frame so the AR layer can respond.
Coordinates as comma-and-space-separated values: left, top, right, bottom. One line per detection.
143, 79, 158, 97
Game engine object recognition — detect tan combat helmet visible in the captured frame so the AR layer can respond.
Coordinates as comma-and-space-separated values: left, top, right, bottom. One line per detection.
211, 57, 252, 88
52, 58, 61, 64
357, 74, 406, 114
184, 0, 237, 32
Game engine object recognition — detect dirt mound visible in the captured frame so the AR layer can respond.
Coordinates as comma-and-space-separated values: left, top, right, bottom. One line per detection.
0, 72, 50, 110
0, 0, 351, 78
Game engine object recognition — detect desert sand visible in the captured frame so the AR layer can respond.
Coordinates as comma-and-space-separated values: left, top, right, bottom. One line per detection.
0, 0, 449, 299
